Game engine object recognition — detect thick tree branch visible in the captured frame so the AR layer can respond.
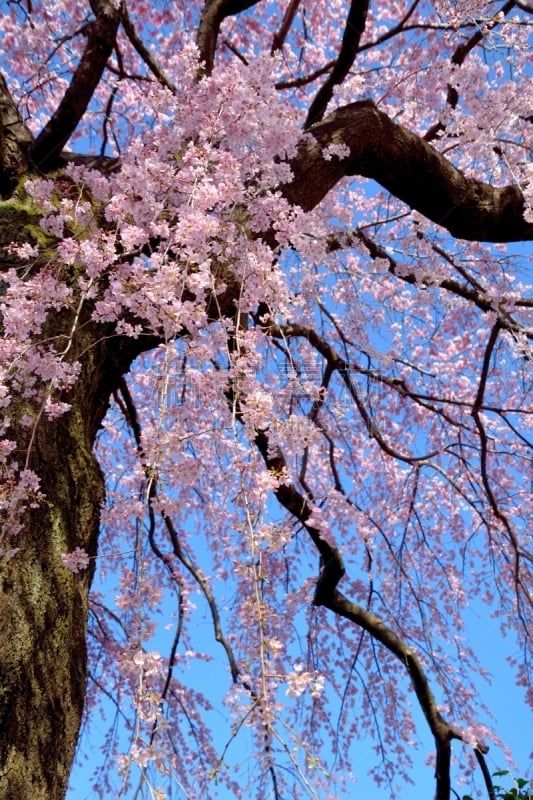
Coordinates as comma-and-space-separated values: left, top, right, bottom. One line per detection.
30, 0, 121, 170
315, 584, 457, 800
28, 81, 532, 246
271, 0, 301, 54
283, 100, 533, 242
304, 0, 370, 128
196, 0, 264, 76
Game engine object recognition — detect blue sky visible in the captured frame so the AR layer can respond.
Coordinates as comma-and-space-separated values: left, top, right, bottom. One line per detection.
66, 533, 533, 800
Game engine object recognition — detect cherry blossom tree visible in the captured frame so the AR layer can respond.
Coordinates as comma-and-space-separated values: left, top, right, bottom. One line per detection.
0, 1, 532, 799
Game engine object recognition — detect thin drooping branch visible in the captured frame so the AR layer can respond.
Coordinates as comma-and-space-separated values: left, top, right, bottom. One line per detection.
315, 585, 457, 800
470, 325, 533, 615
283, 100, 533, 242
262, 320, 437, 463
304, 0, 370, 128
114, 376, 241, 683
222, 316, 502, 800
115, 374, 283, 799
251, 422, 488, 800
347, 229, 533, 338
31, 0, 121, 170
196, 0, 264, 76
222, 331, 486, 800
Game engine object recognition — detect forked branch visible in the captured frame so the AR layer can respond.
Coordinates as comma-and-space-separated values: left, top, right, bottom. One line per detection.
197, 0, 264, 75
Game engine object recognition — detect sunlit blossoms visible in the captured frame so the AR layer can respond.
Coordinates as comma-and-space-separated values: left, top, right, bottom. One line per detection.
61, 546, 91, 573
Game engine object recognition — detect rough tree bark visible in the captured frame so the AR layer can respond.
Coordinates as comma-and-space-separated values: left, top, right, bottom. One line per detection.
0, 327, 136, 800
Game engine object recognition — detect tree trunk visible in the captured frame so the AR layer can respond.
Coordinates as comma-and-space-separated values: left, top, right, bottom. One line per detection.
0, 305, 154, 798
0, 399, 103, 799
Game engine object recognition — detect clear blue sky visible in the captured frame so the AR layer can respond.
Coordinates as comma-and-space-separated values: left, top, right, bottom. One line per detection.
67, 552, 532, 799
